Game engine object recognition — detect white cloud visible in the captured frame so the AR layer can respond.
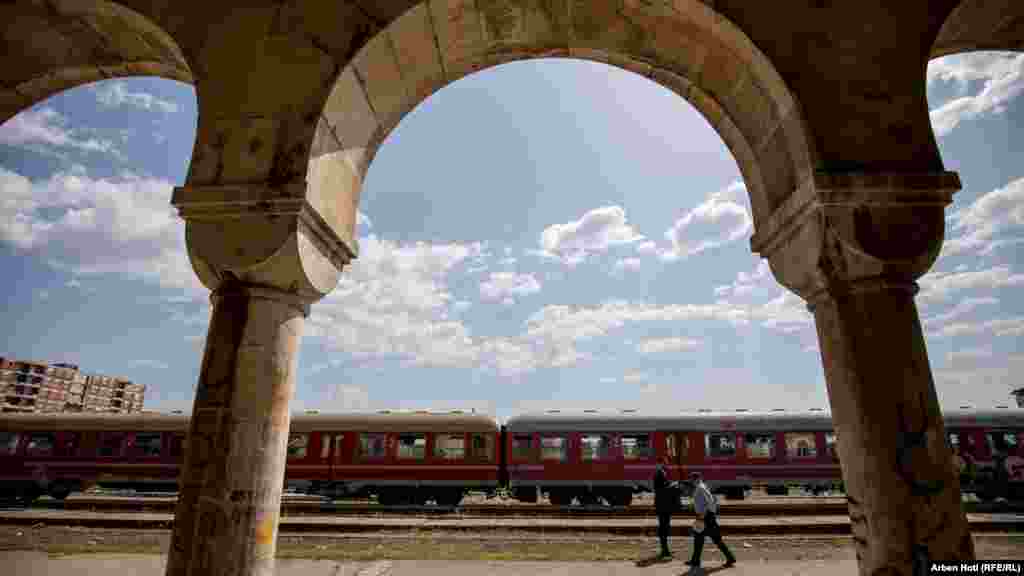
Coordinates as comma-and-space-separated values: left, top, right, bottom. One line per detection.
636, 240, 658, 255
918, 266, 1024, 306
636, 337, 702, 354
131, 359, 170, 370
934, 354, 1024, 408
943, 177, 1024, 258
946, 347, 994, 365
0, 166, 205, 301
537, 205, 644, 266
94, 82, 178, 113
309, 236, 485, 369
661, 180, 752, 261
928, 52, 1024, 137
479, 271, 541, 303
0, 107, 119, 156
714, 259, 771, 298
921, 296, 999, 330
928, 317, 1024, 339
623, 370, 649, 383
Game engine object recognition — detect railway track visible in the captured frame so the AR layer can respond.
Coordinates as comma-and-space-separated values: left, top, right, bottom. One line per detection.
6, 494, 1024, 518
0, 508, 1021, 536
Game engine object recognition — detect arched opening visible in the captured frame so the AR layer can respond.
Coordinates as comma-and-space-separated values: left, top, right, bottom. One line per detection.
306, 0, 816, 253
300, 57, 827, 418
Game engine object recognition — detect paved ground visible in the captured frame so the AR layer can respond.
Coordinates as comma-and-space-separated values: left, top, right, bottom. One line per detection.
4, 550, 858, 575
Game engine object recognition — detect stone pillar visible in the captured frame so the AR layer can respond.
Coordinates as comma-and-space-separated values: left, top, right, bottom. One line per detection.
751, 173, 975, 575
165, 184, 356, 576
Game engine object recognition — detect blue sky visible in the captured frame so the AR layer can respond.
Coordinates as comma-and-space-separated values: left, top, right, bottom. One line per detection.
1, 53, 1022, 421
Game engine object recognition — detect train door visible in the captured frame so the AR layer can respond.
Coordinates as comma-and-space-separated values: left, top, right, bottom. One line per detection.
327, 432, 346, 484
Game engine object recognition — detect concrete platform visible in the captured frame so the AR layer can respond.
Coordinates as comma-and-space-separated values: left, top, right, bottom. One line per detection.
3, 550, 858, 575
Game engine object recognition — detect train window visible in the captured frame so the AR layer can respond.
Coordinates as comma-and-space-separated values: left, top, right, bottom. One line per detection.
397, 433, 426, 459
287, 434, 309, 459
744, 433, 776, 459
511, 435, 533, 460
26, 433, 55, 456
947, 432, 960, 451
59, 432, 80, 456
320, 435, 331, 459
784, 433, 817, 458
98, 433, 124, 457
359, 433, 387, 460
705, 433, 736, 458
170, 434, 185, 460
0, 432, 20, 455
541, 436, 567, 462
622, 434, 652, 460
580, 434, 613, 461
435, 434, 466, 460
824, 432, 839, 462
986, 431, 1020, 456
133, 433, 162, 457
469, 434, 494, 462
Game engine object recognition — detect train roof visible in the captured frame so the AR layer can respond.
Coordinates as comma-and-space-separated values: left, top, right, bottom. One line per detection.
505, 407, 1024, 433
289, 412, 499, 433
0, 412, 189, 432
0, 411, 499, 434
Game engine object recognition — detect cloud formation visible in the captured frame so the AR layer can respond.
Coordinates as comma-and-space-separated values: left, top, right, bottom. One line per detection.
928, 52, 1024, 137
0, 107, 119, 156
661, 181, 752, 261
537, 205, 644, 266
94, 82, 179, 113
944, 176, 1024, 258
0, 166, 204, 299
636, 337, 702, 354
479, 271, 541, 304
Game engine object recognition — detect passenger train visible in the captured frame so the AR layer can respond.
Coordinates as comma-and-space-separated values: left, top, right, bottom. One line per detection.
1, 407, 1022, 506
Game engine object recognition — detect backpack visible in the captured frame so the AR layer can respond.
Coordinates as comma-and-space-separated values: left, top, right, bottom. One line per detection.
699, 483, 718, 515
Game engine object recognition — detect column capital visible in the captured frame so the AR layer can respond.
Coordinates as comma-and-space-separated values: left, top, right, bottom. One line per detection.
751, 171, 959, 304
172, 183, 358, 303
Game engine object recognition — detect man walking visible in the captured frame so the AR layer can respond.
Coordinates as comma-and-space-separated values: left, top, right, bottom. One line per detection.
653, 456, 678, 558
687, 471, 737, 569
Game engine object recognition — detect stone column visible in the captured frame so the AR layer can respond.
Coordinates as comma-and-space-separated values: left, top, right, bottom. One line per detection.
751, 173, 975, 575
165, 184, 356, 576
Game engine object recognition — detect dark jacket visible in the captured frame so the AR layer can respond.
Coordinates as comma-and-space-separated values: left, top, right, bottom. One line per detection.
654, 464, 677, 513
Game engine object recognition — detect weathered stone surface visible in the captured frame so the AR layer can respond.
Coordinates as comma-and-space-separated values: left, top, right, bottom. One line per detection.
166, 281, 306, 576
389, 4, 446, 107
753, 172, 972, 575
7, 2, 1021, 576
352, 31, 409, 132
321, 66, 381, 153
172, 183, 356, 300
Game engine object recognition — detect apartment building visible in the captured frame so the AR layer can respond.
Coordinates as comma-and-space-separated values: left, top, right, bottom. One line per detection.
0, 356, 145, 413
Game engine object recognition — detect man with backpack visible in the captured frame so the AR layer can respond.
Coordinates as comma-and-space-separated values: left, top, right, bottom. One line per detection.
686, 471, 737, 569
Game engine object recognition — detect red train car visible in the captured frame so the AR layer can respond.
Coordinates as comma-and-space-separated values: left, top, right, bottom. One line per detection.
0, 412, 187, 502
504, 408, 1024, 505
2, 408, 1021, 506
0, 410, 500, 506
285, 411, 500, 505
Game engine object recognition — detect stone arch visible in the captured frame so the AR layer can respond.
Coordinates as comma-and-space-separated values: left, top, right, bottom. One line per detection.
308, 0, 817, 246
0, 1, 193, 126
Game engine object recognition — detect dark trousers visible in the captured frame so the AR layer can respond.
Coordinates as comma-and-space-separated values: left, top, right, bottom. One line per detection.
690, 513, 735, 565
657, 510, 672, 554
